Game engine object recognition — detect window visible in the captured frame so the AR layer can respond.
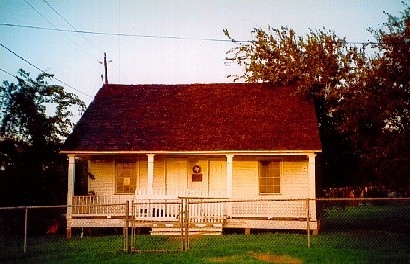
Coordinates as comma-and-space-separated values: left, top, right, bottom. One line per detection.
259, 161, 281, 194
116, 162, 137, 194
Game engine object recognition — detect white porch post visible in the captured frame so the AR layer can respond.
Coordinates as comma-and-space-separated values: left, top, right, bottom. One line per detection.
147, 154, 155, 195
308, 154, 317, 221
308, 154, 316, 199
66, 155, 75, 239
226, 155, 234, 197
226, 155, 234, 218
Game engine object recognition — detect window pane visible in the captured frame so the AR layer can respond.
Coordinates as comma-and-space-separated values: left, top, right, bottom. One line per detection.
259, 161, 280, 194
265, 186, 274, 193
116, 162, 137, 194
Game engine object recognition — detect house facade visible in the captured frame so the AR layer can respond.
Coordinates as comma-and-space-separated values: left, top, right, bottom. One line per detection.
62, 83, 322, 237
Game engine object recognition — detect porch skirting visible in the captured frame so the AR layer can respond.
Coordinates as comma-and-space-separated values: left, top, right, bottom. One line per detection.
69, 217, 318, 235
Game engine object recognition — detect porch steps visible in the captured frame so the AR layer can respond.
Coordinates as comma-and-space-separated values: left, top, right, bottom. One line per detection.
150, 222, 223, 236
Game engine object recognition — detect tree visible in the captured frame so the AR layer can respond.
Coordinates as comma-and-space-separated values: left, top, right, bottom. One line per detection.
337, 3, 410, 190
224, 27, 367, 188
0, 69, 86, 205
224, 2, 410, 192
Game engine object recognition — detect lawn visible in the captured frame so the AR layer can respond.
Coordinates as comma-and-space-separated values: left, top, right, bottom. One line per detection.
1, 232, 409, 264
1, 203, 409, 263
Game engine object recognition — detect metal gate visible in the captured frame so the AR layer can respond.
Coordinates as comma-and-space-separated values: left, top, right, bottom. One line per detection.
129, 197, 226, 252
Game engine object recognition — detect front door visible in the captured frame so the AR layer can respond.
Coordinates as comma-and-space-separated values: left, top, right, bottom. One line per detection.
165, 159, 188, 194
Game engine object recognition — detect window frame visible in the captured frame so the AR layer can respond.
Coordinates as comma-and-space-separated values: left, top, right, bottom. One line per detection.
258, 159, 282, 195
115, 161, 138, 194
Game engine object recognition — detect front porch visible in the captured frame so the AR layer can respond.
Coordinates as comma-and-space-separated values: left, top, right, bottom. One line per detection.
64, 152, 319, 237
69, 192, 318, 235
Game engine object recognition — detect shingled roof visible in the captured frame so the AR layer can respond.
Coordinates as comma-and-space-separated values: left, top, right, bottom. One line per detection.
63, 83, 321, 152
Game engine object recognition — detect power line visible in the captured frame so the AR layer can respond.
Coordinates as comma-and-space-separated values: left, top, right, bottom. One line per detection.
41, 0, 130, 84
0, 67, 18, 79
0, 43, 93, 98
1, 22, 380, 45
0, 23, 249, 43
42, 0, 102, 56
23, 0, 99, 63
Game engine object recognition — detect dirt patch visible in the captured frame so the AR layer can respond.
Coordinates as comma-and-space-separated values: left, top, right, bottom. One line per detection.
207, 253, 302, 263
249, 253, 303, 264
207, 255, 243, 263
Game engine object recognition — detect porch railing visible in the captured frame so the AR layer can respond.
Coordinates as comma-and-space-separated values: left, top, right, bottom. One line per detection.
231, 198, 314, 219
72, 195, 133, 216
133, 189, 227, 222
72, 194, 314, 221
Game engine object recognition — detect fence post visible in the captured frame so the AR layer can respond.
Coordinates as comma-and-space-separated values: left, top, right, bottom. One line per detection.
131, 200, 135, 252
180, 198, 185, 251
306, 198, 311, 248
24, 207, 28, 254
184, 199, 190, 251
124, 201, 129, 252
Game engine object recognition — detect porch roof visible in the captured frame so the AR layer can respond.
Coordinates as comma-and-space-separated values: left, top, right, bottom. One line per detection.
62, 83, 322, 153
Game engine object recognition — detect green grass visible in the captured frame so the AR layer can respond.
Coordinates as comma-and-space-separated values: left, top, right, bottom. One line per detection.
320, 204, 410, 233
1, 232, 409, 264
2, 204, 409, 263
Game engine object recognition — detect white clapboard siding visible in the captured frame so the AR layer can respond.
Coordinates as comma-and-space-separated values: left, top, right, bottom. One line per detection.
282, 161, 309, 198
232, 161, 259, 197
88, 160, 115, 196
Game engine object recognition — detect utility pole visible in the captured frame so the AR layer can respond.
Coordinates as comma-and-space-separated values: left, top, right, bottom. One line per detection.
100, 52, 111, 84
104, 52, 108, 84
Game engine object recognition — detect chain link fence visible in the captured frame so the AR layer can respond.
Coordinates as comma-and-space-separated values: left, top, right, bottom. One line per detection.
0, 204, 126, 262
1, 198, 409, 262
129, 197, 410, 254
316, 198, 410, 251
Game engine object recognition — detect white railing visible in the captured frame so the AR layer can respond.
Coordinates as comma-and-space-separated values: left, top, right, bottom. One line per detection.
72, 195, 133, 216
231, 198, 309, 219
187, 198, 226, 223
133, 198, 180, 221
133, 189, 227, 222
72, 193, 312, 222
134, 188, 226, 199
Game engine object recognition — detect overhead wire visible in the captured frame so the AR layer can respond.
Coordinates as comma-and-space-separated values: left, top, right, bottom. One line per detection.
0, 23, 378, 45
41, 0, 130, 84
0, 67, 18, 79
42, 0, 101, 53
0, 23, 250, 43
23, 0, 100, 63
0, 43, 93, 98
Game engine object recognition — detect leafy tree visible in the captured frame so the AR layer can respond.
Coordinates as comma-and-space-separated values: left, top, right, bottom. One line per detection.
337, 3, 410, 190
224, 27, 366, 188
224, 2, 410, 192
0, 69, 86, 205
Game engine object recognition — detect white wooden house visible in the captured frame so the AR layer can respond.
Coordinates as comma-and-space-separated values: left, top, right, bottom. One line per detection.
61, 83, 322, 237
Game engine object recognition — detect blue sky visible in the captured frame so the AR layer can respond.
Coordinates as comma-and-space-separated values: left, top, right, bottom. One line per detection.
0, 0, 405, 105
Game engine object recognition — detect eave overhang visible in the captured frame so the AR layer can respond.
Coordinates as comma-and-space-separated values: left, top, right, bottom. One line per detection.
60, 149, 322, 156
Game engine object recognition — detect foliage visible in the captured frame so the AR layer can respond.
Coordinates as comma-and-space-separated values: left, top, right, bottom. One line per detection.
337, 4, 410, 186
0, 69, 86, 205
224, 3, 410, 189
224, 26, 365, 186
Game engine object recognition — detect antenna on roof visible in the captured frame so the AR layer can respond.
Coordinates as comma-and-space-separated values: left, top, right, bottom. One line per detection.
99, 52, 112, 84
